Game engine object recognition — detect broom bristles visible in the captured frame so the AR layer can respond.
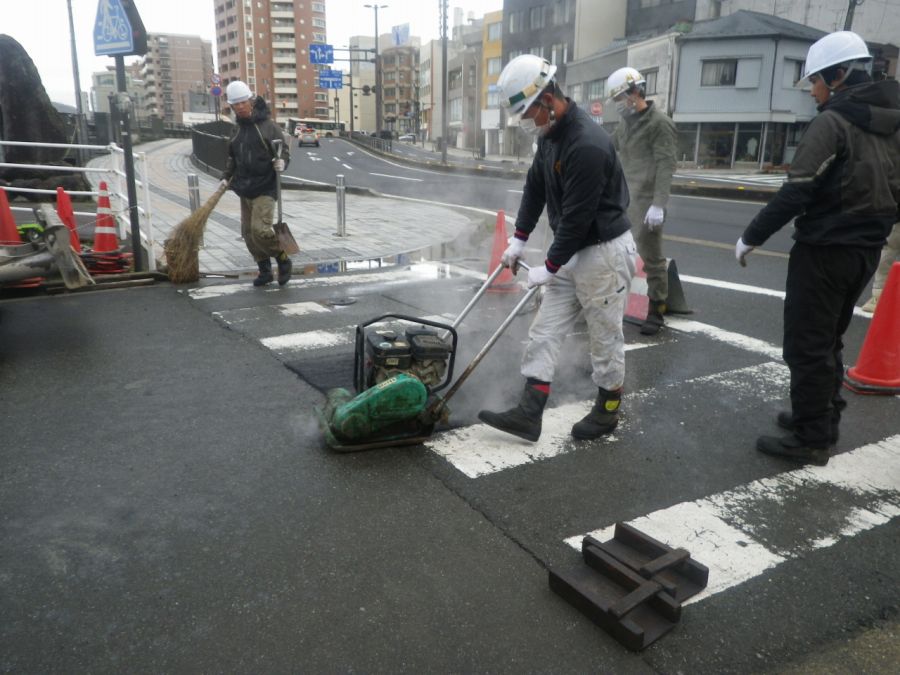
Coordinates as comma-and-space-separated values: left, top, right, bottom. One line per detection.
165, 182, 229, 283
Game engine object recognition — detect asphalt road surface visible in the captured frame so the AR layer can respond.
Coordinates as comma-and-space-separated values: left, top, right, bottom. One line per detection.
2, 151, 898, 671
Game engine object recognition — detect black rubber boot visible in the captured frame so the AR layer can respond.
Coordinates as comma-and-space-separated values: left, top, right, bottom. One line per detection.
776, 410, 839, 444
276, 252, 293, 286
572, 387, 622, 440
253, 258, 274, 286
640, 300, 666, 335
756, 434, 830, 466
478, 382, 549, 442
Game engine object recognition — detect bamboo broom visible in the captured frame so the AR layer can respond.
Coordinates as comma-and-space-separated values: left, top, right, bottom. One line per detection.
164, 180, 229, 283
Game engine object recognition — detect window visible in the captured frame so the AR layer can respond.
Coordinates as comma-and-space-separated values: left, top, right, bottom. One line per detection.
550, 43, 567, 66
488, 22, 502, 41
586, 78, 605, 100
701, 59, 737, 86
568, 83, 583, 103
508, 49, 525, 61
509, 11, 521, 34
384, 87, 396, 98
644, 69, 658, 95
530, 46, 543, 57
312, 18, 326, 28
487, 90, 500, 107
530, 7, 544, 30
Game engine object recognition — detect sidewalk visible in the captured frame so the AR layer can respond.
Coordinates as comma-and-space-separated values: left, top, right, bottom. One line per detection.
88, 139, 486, 277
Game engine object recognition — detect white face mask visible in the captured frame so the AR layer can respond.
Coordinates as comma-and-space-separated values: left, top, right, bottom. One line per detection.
615, 100, 633, 117
519, 117, 542, 135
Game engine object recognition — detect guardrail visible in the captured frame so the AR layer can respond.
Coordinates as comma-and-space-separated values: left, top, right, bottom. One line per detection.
0, 139, 156, 270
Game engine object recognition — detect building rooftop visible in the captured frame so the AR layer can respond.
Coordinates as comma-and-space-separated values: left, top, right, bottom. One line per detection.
681, 10, 827, 42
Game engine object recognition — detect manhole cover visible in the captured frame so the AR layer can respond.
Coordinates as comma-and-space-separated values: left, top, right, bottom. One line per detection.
326, 297, 357, 306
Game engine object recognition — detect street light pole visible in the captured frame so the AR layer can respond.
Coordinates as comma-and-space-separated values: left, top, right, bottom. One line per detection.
440, 0, 448, 164
364, 4, 388, 135
66, 0, 89, 164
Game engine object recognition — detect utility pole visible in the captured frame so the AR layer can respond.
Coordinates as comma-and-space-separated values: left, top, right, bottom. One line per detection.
365, 4, 388, 134
440, 0, 449, 164
844, 0, 864, 30
66, 0, 89, 164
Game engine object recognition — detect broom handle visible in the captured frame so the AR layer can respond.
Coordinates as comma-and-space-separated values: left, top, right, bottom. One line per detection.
273, 139, 283, 223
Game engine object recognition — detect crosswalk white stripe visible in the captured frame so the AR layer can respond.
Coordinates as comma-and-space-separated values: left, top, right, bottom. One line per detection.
184, 264, 485, 300
260, 314, 453, 353
564, 434, 900, 604
667, 316, 783, 360
427, 361, 791, 478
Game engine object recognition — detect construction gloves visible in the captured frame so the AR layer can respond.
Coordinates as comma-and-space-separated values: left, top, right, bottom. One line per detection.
644, 205, 665, 231
527, 265, 554, 288
501, 237, 526, 270
218, 179, 230, 190
272, 158, 286, 172
735, 237, 755, 267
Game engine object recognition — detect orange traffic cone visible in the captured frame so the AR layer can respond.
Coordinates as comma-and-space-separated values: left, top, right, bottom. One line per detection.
92, 181, 118, 253
0, 188, 21, 245
844, 261, 900, 395
487, 210, 519, 293
56, 186, 81, 252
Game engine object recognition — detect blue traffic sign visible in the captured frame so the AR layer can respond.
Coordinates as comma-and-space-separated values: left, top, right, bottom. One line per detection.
94, 0, 134, 56
309, 44, 334, 65
319, 70, 343, 89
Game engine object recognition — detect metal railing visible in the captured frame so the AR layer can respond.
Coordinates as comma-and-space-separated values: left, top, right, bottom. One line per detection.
0, 139, 156, 271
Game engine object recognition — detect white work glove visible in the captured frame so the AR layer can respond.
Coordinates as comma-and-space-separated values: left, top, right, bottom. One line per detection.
735, 237, 755, 267
643, 205, 665, 231
501, 237, 526, 270
218, 178, 230, 190
272, 158, 285, 172
527, 265, 554, 288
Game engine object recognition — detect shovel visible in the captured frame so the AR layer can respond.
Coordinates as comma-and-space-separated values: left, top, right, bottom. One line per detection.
272, 139, 300, 255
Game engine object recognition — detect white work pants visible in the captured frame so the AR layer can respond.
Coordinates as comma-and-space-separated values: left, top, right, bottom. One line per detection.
522, 231, 637, 390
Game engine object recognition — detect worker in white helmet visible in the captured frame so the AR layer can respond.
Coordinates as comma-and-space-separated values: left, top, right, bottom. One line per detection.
477, 54, 637, 442
736, 31, 900, 465
607, 66, 678, 335
221, 80, 293, 286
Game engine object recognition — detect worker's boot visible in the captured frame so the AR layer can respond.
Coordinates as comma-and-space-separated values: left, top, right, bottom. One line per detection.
253, 258, 274, 286
640, 300, 666, 336
276, 251, 293, 286
756, 434, 830, 466
477, 381, 549, 442
571, 387, 622, 440
776, 410, 839, 445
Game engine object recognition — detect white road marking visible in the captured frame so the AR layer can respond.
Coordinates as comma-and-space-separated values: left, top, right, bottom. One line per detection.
261, 314, 453, 352
184, 264, 485, 300
275, 302, 332, 317
508, 189, 523, 194
667, 316, 783, 360
564, 433, 900, 604
427, 361, 791, 477
342, 164, 353, 170
370, 172, 424, 182
679, 274, 872, 318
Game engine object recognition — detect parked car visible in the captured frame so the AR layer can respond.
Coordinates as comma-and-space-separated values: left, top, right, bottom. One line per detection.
398, 133, 416, 142
296, 127, 319, 147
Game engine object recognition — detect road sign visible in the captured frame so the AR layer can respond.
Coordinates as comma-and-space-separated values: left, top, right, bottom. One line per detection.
211, 73, 221, 85
309, 43, 334, 65
93, 0, 146, 56
210, 85, 222, 97
319, 70, 343, 89
590, 100, 603, 116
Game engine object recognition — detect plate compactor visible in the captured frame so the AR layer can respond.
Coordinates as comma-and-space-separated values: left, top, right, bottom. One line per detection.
316, 263, 538, 451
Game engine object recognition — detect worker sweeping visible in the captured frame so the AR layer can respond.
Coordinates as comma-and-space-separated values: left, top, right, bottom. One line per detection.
220, 80, 293, 286
477, 55, 637, 442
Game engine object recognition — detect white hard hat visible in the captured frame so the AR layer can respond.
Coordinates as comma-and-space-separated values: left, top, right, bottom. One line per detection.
607, 67, 645, 100
497, 54, 557, 124
802, 31, 871, 81
226, 80, 253, 105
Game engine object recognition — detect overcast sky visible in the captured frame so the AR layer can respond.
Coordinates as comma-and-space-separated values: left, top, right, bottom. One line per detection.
4, 0, 502, 106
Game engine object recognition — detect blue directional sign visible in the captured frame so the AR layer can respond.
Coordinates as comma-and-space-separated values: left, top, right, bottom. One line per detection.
94, 0, 134, 55
319, 70, 343, 89
309, 43, 334, 65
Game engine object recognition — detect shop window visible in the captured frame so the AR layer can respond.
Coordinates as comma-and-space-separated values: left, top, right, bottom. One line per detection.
697, 122, 735, 168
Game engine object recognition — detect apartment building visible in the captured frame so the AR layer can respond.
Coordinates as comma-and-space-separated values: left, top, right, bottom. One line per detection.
381, 45, 420, 135
214, 0, 329, 120
136, 34, 214, 123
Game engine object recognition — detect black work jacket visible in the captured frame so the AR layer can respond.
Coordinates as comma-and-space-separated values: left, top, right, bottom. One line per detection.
514, 100, 631, 271
743, 80, 900, 248
223, 97, 290, 200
